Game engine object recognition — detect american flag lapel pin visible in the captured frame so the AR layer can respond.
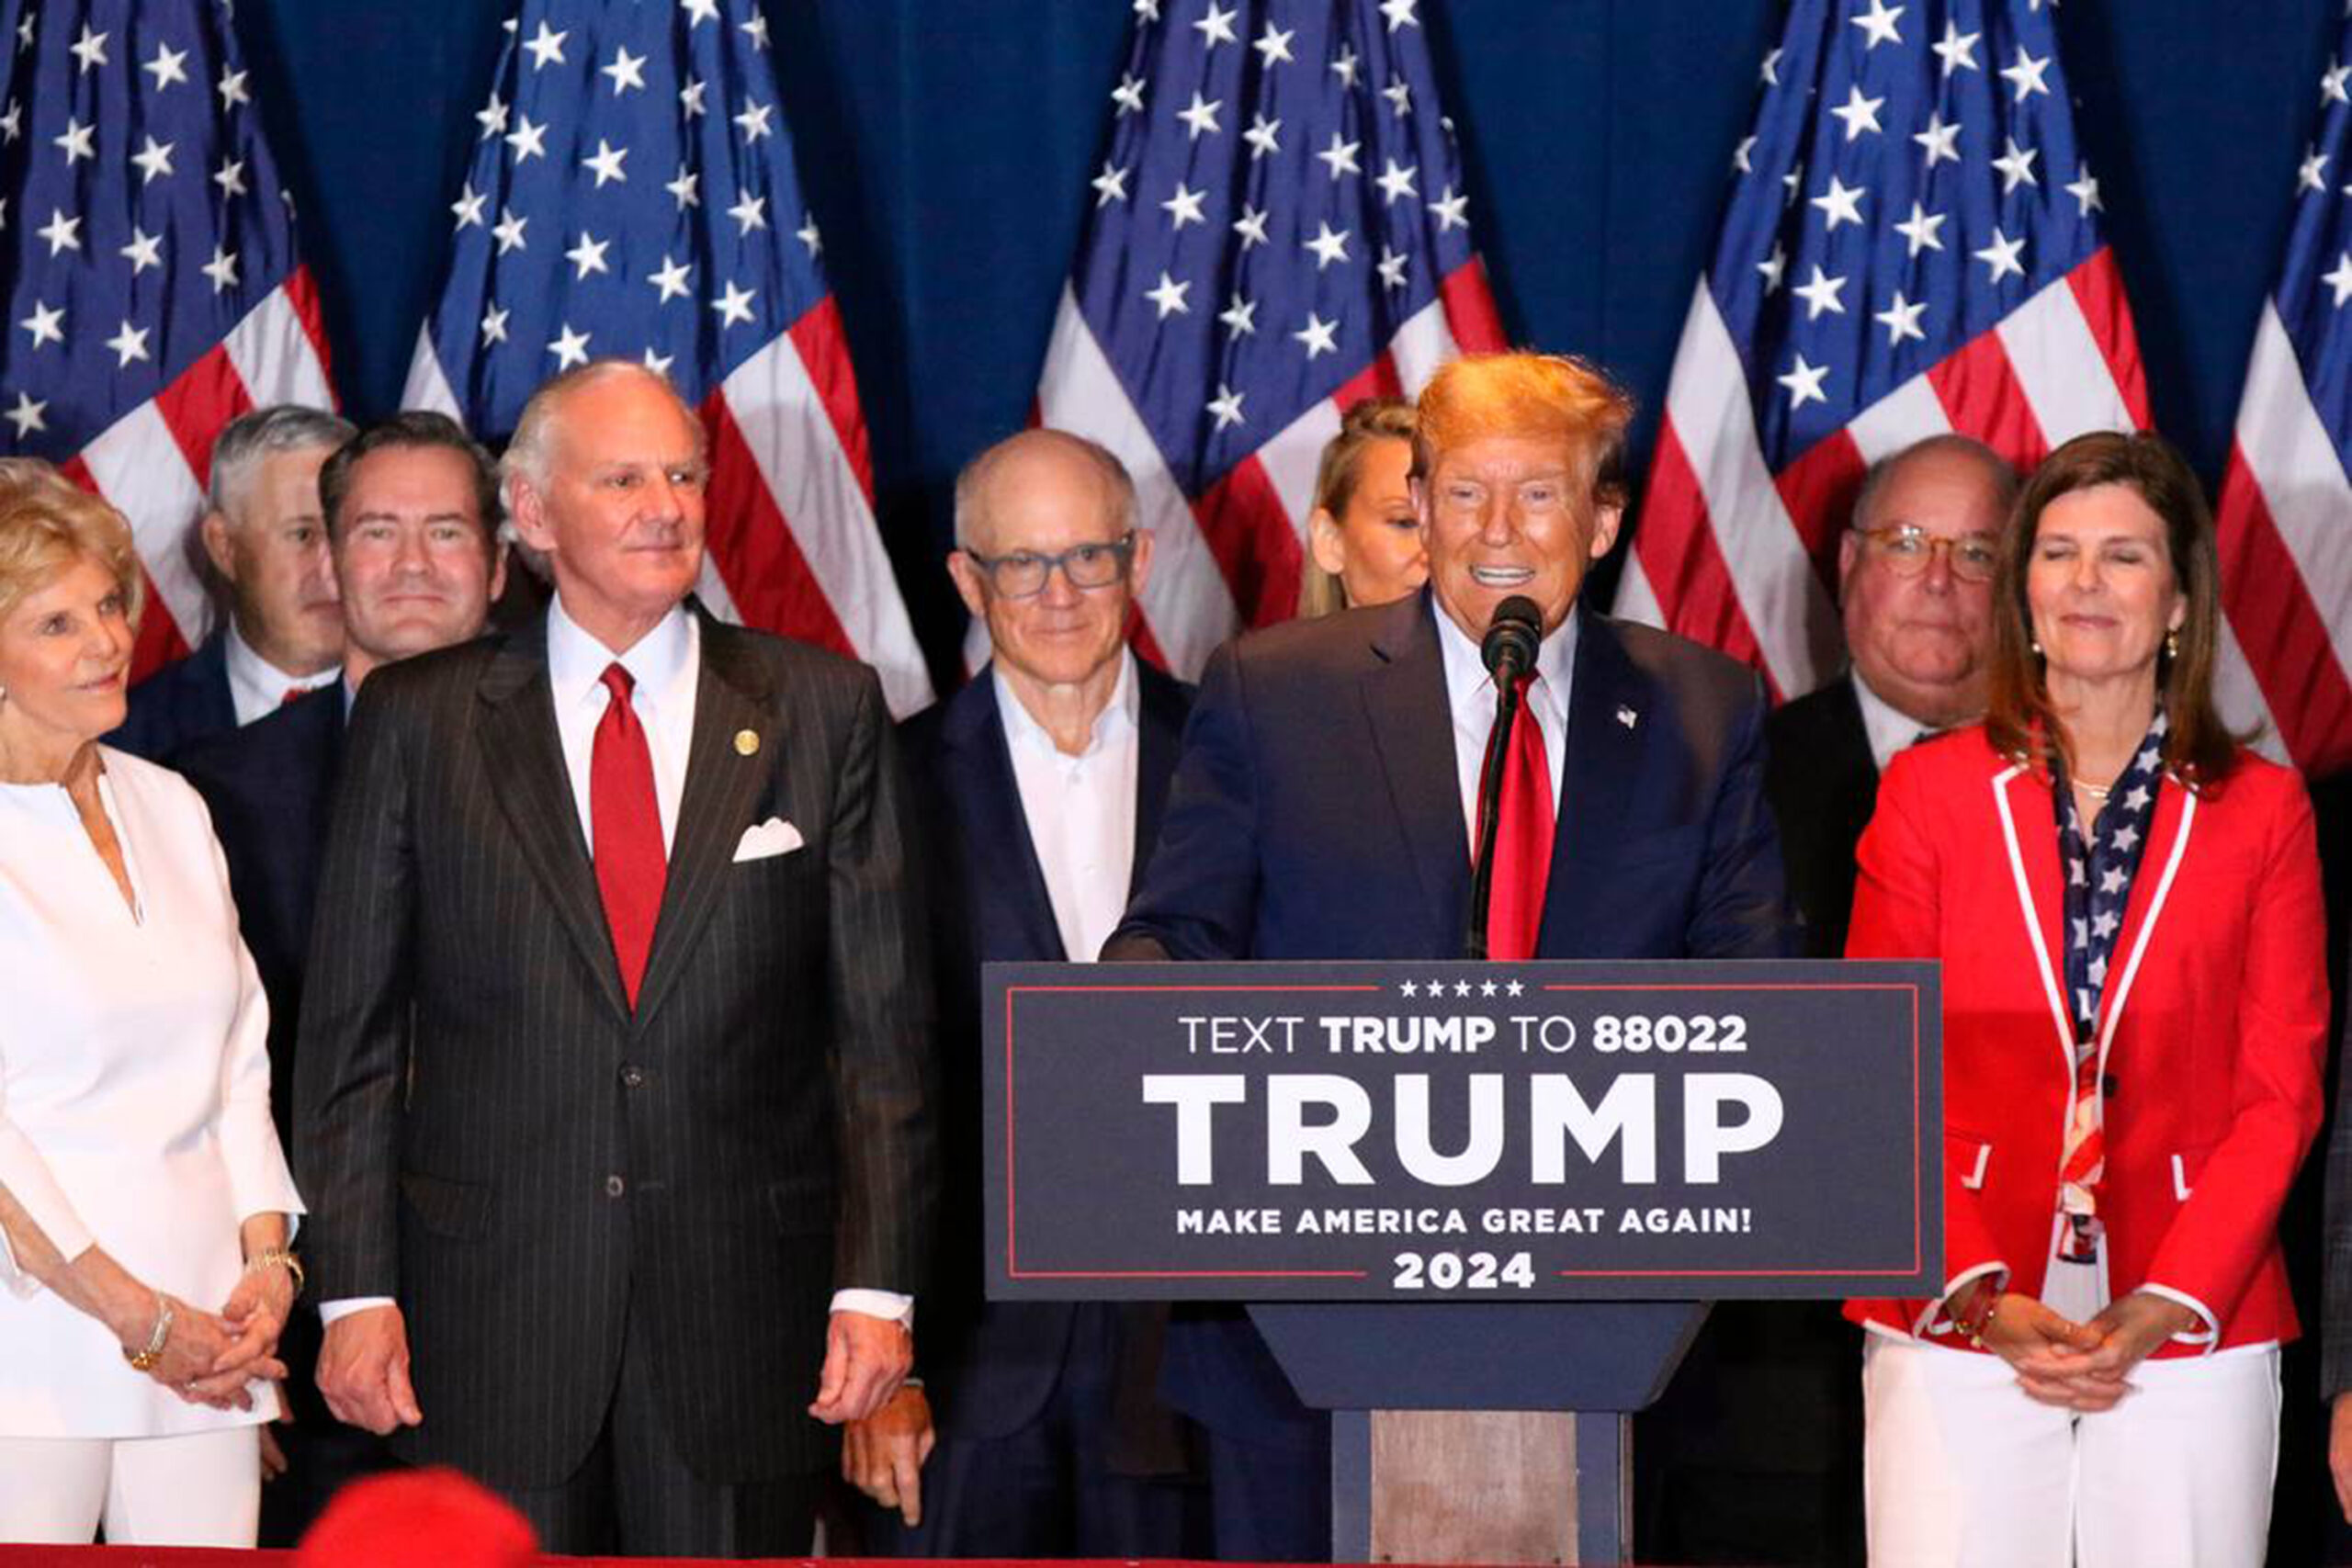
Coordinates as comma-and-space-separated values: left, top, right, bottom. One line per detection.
1616, 705, 1638, 729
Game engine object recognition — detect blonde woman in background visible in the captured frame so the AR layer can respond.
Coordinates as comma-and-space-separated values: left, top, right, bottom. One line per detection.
1296, 398, 1423, 616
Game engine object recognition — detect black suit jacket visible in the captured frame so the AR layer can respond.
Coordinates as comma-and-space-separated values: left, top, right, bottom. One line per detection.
109, 631, 237, 762
899, 660, 1191, 1444
1761, 672, 1881, 960
293, 609, 935, 1488
175, 687, 345, 1144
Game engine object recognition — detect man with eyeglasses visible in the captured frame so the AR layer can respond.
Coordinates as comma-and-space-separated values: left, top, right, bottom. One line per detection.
843, 428, 1204, 1557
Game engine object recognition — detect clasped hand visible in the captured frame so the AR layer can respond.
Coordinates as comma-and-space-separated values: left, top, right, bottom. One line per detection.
1981, 1289, 2199, 1410
142, 1267, 295, 1410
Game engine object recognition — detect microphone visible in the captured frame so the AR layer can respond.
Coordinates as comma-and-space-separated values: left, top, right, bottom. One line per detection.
1480, 595, 1543, 688
1465, 595, 1544, 961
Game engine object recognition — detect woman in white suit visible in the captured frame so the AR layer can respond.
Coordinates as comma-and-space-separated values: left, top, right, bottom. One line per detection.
0, 465, 304, 1545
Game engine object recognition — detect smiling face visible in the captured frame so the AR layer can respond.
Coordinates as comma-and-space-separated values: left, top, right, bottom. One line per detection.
1308, 436, 1425, 608
1838, 446, 2004, 728
1418, 434, 1621, 641
204, 444, 345, 676
2026, 481, 2185, 694
0, 554, 135, 754
333, 444, 505, 685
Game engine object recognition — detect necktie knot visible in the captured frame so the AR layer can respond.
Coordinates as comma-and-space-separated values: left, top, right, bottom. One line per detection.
601, 662, 636, 706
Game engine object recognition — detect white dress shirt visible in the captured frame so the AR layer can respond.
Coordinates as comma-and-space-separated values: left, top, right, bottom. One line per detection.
995, 654, 1139, 964
1850, 669, 1931, 774
222, 621, 339, 728
1434, 600, 1577, 855
0, 750, 303, 1436
323, 595, 909, 1327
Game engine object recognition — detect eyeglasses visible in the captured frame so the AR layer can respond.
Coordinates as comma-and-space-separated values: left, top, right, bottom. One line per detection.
964, 532, 1136, 598
1855, 525, 1999, 583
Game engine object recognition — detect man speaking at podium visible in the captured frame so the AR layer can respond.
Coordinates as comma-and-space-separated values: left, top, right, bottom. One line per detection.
1105, 350, 1793, 1558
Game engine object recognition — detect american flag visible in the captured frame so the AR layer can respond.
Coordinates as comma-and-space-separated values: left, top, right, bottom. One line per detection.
1027, 0, 1505, 677
1614, 0, 2146, 704
2210, 17, 2352, 776
402, 0, 932, 717
0, 0, 337, 682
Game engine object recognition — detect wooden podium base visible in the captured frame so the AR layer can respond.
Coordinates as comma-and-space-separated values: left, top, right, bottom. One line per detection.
1332, 1410, 1629, 1564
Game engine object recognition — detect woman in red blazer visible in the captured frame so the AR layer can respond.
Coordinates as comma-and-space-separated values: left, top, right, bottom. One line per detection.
1845, 431, 2327, 1568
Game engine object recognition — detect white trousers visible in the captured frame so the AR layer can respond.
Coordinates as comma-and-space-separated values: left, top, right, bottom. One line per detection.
1861, 1334, 2278, 1568
0, 1427, 259, 1546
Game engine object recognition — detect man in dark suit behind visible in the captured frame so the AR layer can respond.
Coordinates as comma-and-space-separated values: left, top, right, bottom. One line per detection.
177, 412, 509, 1543
843, 430, 1204, 1555
293, 361, 933, 1557
111, 405, 353, 761
1105, 353, 1793, 1560
1641, 434, 2012, 1563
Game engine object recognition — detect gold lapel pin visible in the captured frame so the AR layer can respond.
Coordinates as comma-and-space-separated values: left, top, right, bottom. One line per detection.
734, 728, 761, 757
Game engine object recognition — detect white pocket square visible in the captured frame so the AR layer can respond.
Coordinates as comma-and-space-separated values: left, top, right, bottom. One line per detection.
733, 817, 804, 863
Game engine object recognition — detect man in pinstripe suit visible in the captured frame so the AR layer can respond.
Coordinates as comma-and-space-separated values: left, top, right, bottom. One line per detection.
292, 361, 934, 1556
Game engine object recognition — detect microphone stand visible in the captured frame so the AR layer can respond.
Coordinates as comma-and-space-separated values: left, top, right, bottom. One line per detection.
1463, 667, 1526, 962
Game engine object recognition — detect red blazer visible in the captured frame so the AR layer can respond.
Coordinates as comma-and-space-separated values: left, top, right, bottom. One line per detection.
1843, 728, 2327, 1357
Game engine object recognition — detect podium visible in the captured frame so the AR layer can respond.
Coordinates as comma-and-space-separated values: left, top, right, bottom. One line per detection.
985, 959, 1939, 1562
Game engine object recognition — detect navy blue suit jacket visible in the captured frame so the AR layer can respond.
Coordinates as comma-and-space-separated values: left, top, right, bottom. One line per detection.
108, 631, 237, 763
1109, 591, 1794, 1440
901, 660, 1191, 1445
173, 686, 345, 1145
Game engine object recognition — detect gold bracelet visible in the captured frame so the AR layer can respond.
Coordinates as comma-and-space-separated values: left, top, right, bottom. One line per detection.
246, 1247, 306, 1297
123, 1294, 174, 1371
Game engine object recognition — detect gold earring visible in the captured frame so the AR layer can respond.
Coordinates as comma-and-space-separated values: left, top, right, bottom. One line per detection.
2030, 638, 2042, 657
2165, 629, 2180, 660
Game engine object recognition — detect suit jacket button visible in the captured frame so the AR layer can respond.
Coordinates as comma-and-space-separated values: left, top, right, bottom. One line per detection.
605, 1175, 627, 1198
620, 1064, 645, 1089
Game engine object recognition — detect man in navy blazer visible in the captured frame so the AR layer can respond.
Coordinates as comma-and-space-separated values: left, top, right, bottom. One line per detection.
846, 430, 1204, 1556
1106, 353, 1792, 1560
174, 411, 506, 1545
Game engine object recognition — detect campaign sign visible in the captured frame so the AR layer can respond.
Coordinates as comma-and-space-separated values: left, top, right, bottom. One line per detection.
984, 959, 1939, 1301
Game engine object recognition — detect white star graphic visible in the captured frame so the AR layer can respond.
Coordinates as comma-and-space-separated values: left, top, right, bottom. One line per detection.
480, 304, 509, 345
2072, 918, 2088, 945
712, 280, 757, 328
0, 101, 18, 143
1933, 20, 1980, 73
1193, 3, 1238, 50
37, 209, 79, 255
523, 20, 567, 69
642, 347, 676, 377
11, 13, 25, 51
1399, 980, 1419, 998
1894, 201, 1947, 256
667, 165, 699, 209
1732, 134, 1757, 174
741, 13, 770, 50
53, 118, 95, 164
604, 47, 647, 94
2099, 865, 2127, 896
1453, 980, 1472, 997
1090, 161, 1130, 207
106, 319, 150, 367
1778, 353, 1828, 410
450, 184, 487, 230
565, 231, 610, 279
1851, 0, 1904, 48
648, 254, 693, 303
492, 207, 528, 254
2070, 861, 2086, 886
201, 245, 238, 292
1146, 271, 1191, 318
680, 0, 719, 23
582, 139, 628, 187
1915, 113, 1961, 166
119, 228, 163, 275
728, 192, 767, 234
680, 78, 707, 118
218, 68, 251, 109
131, 135, 175, 185
1232, 205, 1271, 247
1244, 112, 1281, 159
1480, 979, 1498, 998
1793, 265, 1848, 320
69, 24, 107, 73
1317, 131, 1362, 179
2121, 785, 2151, 811
1876, 291, 1927, 346
2325, 62, 2352, 107
2110, 823, 2141, 852
1430, 184, 1468, 231
1303, 220, 1351, 269
2087, 952, 2109, 984
2137, 745, 2161, 769
2090, 909, 2120, 939
1830, 85, 1885, 141
735, 100, 775, 143
1384, 75, 1412, 117
1375, 158, 1419, 204
2303, 147, 2332, 195
475, 92, 508, 140
1331, 43, 1360, 90
1756, 243, 1787, 291
1973, 226, 2026, 283
1161, 182, 1206, 229
17, 301, 61, 348
1112, 73, 1145, 116
1254, 23, 1295, 65
1994, 137, 2041, 193
5, 391, 44, 438
144, 41, 189, 90
506, 114, 548, 164
2001, 45, 2052, 102
548, 323, 592, 369
797, 214, 822, 257
1218, 291, 1256, 336
1206, 383, 1245, 430
1177, 90, 1222, 140
1380, 0, 1419, 32
1134, 0, 1160, 18
1506, 979, 1524, 998
1295, 312, 1339, 359
1811, 174, 1865, 230
1758, 45, 1782, 85
1377, 246, 1408, 289
2066, 168, 2103, 215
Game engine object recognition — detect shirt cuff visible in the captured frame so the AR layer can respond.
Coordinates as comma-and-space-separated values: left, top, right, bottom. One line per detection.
2137, 1282, 2221, 1351
831, 1289, 914, 1329
319, 1295, 398, 1325
1913, 1262, 2007, 1338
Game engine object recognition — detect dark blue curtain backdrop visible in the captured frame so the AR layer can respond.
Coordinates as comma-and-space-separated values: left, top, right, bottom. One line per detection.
235, 1, 2335, 677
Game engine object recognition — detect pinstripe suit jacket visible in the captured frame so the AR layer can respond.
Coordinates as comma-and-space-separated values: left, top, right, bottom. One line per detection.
292, 607, 934, 1488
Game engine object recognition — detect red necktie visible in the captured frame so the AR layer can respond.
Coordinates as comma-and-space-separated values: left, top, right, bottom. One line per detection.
1477, 674, 1555, 962
281, 685, 310, 706
591, 664, 667, 1007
